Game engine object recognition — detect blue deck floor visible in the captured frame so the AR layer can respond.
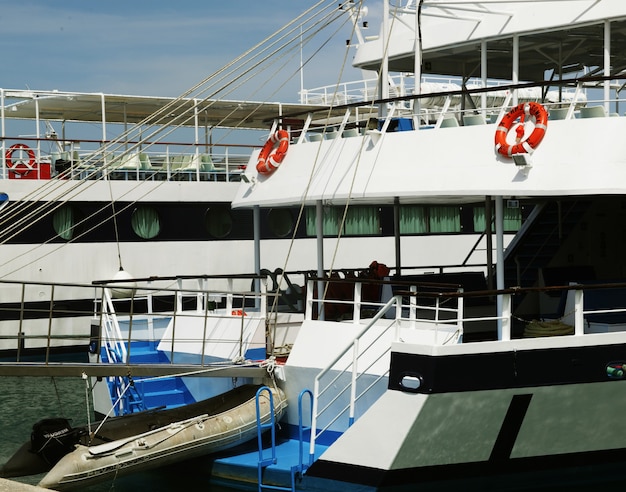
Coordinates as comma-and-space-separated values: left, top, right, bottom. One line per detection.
210, 438, 329, 490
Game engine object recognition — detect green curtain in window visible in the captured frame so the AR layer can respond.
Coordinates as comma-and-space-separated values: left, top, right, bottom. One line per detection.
474, 206, 521, 232
344, 206, 379, 235
306, 206, 379, 236
132, 206, 161, 239
503, 207, 522, 231
429, 206, 460, 233
53, 206, 74, 240
400, 206, 428, 234
306, 207, 340, 236
473, 206, 487, 232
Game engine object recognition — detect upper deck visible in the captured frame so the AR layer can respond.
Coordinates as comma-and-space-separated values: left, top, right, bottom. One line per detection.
0, 89, 343, 191
353, 1, 626, 80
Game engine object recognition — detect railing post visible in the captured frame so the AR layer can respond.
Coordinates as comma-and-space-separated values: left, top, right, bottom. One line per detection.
46, 284, 55, 364
457, 292, 465, 339
349, 339, 358, 426
574, 288, 585, 335
353, 281, 362, 324
17, 283, 25, 362
500, 293, 511, 341
226, 278, 233, 313
200, 285, 210, 367
260, 277, 267, 318
125, 294, 135, 364
305, 278, 314, 321
147, 280, 154, 344
176, 278, 183, 314
197, 278, 203, 312
310, 378, 320, 463
394, 294, 402, 341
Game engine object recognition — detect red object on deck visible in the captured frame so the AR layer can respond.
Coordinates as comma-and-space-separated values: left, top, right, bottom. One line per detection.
8, 162, 51, 179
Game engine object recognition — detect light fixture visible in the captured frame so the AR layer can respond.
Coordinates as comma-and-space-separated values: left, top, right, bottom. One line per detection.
512, 153, 532, 167
241, 174, 257, 185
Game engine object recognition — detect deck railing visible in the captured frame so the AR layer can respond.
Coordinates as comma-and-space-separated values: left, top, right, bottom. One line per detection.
0, 138, 254, 182
305, 277, 626, 459
292, 75, 626, 143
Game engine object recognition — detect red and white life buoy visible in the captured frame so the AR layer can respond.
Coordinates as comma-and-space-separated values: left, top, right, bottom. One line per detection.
5, 143, 36, 176
256, 129, 289, 175
494, 102, 548, 158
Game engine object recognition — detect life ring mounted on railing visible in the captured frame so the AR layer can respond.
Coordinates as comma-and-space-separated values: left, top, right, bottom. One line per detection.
494, 102, 548, 158
256, 129, 289, 175
5, 143, 37, 176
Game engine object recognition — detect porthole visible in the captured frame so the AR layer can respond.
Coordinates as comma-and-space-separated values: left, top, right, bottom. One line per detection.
53, 204, 81, 241
131, 206, 161, 239
268, 208, 293, 238
205, 205, 232, 238
399, 372, 423, 392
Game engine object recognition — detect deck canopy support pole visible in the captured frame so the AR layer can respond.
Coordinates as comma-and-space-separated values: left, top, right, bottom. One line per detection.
413, 0, 422, 127
316, 200, 325, 320
495, 196, 505, 339
394, 197, 401, 276
486, 196, 494, 291
378, 0, 389, 120
512, 34, 519, 106
605, 20, 611, 115
481, 40, 487, 117
253, 205, 261, 304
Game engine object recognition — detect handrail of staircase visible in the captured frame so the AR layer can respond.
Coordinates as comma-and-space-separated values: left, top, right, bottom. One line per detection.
309, 293, 402, 462
101, 288, 128, 364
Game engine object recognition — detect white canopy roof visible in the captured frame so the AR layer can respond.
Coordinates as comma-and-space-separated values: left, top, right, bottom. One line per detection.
1, 89, 343, 131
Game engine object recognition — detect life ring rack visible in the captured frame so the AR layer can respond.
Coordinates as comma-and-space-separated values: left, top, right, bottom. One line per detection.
5, 143, 37, 175
256, 129, 289, 175
494, 102, 548, 158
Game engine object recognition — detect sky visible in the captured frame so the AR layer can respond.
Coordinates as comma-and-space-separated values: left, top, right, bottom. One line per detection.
1, 1, 370, 102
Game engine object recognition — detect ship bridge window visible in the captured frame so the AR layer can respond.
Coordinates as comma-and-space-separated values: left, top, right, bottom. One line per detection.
305, 205, 380, 236
205, 205, 232, 238
268, 208, 293, 238
131, 206, 161, 239
474, 205, 522, 232
53, 204, 82, 241
400, 205, 461, 233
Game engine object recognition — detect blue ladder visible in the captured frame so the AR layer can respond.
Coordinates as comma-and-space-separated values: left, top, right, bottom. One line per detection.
256, 387, 314, 492
291, 389, 313, 482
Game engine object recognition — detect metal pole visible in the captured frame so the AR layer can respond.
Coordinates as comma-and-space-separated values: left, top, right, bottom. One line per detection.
495, 196, 505, 339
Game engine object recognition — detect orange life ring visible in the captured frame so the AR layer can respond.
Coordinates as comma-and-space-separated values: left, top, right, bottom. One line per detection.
5, 143, 36, 175
494, 102, 548, 158
256, 129, 289, 175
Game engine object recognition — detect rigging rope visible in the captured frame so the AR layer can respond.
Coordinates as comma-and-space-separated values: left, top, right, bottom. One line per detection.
0, 0, 348, 279
267, 1, 364, 327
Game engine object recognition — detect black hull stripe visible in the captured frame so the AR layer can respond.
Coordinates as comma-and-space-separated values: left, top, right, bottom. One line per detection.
306, 447, 626, 490
489, 394, 533, 461
390, 343, 626, 392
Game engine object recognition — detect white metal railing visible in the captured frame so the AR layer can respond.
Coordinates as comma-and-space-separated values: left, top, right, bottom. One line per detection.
309, 294, 402, 461
295, 76, 626, 139
101, 288, 128, 364
96, 277, 270, 367
300, 74, 584, 108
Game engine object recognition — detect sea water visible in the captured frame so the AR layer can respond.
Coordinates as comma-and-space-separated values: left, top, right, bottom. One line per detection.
0, 375, 241, 491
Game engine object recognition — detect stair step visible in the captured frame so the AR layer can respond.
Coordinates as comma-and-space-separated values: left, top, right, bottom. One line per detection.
143, 389, 188, 408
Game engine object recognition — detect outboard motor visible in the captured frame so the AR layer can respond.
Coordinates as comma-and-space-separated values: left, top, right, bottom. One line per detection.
1, 418, 82, 478
30, 418, 82, 465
